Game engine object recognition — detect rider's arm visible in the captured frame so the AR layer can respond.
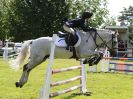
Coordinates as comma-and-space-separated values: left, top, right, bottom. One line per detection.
80, 20, 91, 32
81, 21, 96, 32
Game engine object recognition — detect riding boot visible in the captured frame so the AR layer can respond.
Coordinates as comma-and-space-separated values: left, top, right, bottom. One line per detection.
66, 33, 76, 52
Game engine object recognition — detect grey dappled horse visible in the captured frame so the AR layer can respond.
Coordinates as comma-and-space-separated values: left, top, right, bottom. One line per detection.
11, 29, 117, 88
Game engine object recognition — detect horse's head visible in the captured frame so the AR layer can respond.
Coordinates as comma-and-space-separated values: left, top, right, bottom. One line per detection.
77, 29, 117, 50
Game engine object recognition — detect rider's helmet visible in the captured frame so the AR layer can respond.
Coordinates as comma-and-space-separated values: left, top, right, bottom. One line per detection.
81, 11, 93, 19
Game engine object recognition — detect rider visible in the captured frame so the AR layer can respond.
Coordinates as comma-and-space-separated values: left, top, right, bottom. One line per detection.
63, 11, 96, 50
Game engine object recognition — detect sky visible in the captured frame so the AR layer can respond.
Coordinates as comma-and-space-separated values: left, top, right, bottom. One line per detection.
108, 0, 133, 17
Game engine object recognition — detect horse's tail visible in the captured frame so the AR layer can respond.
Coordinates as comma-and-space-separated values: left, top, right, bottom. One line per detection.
10, 40, 32, 71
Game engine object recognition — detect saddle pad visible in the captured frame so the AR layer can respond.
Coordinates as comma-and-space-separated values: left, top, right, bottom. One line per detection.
55, 37, 67, 47
55, 32, 81, 47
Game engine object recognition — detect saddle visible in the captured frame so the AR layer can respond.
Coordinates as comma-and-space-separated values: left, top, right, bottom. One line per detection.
58, 31, 68, 38
57, 31, 79, 49
56, 31, 81, 59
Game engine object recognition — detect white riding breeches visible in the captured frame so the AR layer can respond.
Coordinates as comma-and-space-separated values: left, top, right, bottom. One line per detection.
63, 24, 75, 35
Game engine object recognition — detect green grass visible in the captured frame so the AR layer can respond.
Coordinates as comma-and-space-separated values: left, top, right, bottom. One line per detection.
0, 58, 133, 99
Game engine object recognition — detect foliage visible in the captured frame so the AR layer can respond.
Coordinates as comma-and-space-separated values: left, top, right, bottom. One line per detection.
118, 6, 133, 39
8, 0, 69, 41
103, 16, 116, 27
8, 0, 110, 41
118, 6, 133, 26
0, 0, 114, 41
66, 0, 109, 28
0, 0, 10, 41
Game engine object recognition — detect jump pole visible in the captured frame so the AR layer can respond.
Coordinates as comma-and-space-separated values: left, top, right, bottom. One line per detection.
80, 59, 87, 93
40, 34, 57, 99
50, 59, 90, 98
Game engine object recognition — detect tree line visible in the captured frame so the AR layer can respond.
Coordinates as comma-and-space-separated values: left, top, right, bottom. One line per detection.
0, 0, 132, 42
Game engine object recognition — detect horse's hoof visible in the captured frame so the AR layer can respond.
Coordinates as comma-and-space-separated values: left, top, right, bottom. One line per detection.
15, 82, 20, 87
15, 82, 23, 88
20, 85, 23, 88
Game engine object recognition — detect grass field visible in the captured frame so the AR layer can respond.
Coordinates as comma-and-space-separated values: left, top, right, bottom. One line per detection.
0, 58, 133, 99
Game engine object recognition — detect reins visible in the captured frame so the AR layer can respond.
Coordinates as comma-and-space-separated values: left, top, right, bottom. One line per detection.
89, 30, 115, 50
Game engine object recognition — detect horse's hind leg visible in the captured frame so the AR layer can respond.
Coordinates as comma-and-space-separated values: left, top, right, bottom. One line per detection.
16, 55, 49, 88
15, 63, 31, 88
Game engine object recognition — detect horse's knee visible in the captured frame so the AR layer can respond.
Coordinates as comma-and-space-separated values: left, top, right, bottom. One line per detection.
23, 64, 28, 71
23, 64, 31, 72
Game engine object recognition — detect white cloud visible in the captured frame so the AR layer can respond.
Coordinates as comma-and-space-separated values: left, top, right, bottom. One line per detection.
108, 0, 133, 17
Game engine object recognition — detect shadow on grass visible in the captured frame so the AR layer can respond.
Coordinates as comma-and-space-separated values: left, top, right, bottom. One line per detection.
62, 92, 91, 99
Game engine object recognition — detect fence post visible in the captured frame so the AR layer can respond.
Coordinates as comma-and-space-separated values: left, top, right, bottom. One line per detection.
80, 59, 87, 93
40, 34, 57, 99
3, 42, 9, 59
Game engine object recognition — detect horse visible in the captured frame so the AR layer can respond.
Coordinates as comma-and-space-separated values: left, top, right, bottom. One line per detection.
10, 29, 118, 88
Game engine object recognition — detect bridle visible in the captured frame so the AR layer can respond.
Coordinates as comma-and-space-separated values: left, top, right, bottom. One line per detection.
89, 30, 117, 51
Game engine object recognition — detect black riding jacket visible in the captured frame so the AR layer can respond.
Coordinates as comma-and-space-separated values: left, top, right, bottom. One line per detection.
65, 18, 90, 32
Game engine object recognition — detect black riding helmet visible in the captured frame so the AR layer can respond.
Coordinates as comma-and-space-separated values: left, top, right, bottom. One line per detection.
81, 11, 93, 19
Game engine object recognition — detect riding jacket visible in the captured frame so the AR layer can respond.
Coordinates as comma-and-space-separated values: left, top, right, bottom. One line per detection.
65, 18, 91, 32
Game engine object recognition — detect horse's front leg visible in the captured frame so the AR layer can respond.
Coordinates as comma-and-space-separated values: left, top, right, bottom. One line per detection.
81, 50, 103, 65
80, 49, 103, 58
89, 52, 103, 65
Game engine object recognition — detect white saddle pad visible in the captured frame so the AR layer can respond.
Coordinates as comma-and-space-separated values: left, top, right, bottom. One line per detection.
55, 37, 67, 47
55, 32, 81, 48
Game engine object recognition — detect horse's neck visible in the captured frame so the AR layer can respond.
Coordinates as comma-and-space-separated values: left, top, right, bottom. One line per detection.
78, 31, 96, 50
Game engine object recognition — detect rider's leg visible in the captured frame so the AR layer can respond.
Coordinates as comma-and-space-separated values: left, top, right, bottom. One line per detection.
63, 25, 75, 51
63, 24, 75, 35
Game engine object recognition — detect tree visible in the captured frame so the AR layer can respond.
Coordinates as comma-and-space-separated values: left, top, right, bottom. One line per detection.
8, 0, 69, 41
118, 6, 133, 26
66, 0, 109, 28
118, 6, 133, 39
8, 0, 111, 42
0, 0, 10, 41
